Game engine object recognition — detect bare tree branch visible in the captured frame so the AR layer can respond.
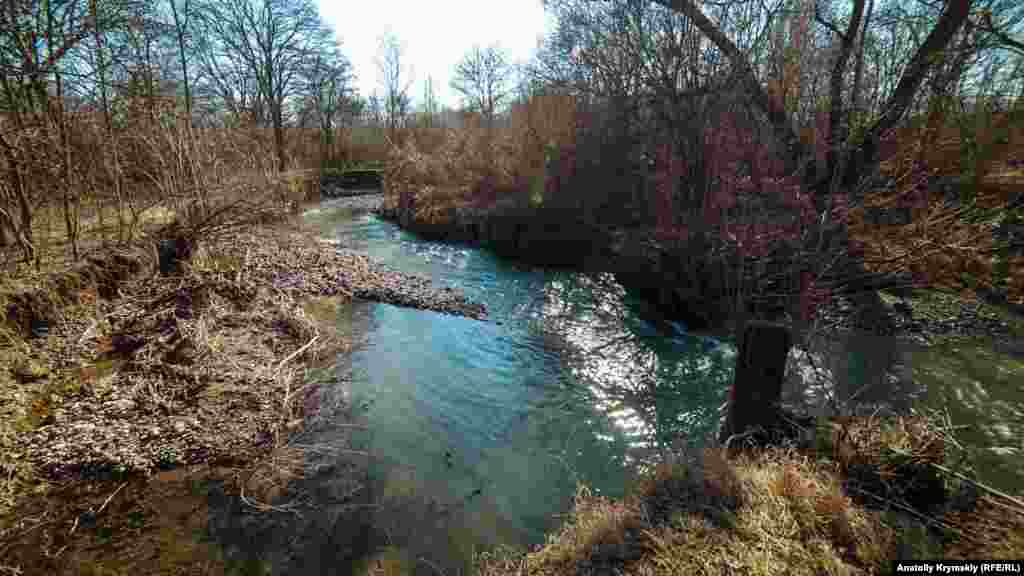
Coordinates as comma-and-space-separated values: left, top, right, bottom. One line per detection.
450, 44, 513, 130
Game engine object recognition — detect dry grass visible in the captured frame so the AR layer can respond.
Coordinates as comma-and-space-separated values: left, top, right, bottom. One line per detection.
0, 91, 354, 574
527, 485, 645, 574
848, 106, 1024, 306
632, 449, 892, 576
383, 97, 579, 226
2, 94, 321, 283
478, 413, 1024, 576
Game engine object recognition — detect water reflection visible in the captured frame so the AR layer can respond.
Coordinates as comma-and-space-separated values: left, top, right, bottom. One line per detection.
911, 340, 1024, 494
781, 330, 1024, 494
210, 208, 1024, 575
533, 272, 735, 461
783, 332, 925, 418
309, 215, 742, 573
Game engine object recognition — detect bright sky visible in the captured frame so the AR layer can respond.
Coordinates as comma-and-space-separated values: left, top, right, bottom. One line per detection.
316, 0, 552, 110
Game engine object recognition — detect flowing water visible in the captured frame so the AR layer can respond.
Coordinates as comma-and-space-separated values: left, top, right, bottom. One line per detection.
209, 200, 1023, 576
224, 204, 736, 575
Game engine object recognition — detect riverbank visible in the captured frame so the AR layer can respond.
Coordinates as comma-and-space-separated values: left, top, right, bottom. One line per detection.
0, 197, 487, 574
476, 413, 1024, 576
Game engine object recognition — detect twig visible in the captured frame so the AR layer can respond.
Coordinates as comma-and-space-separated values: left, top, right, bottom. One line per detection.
0, 517, 56, 559
846, 484, 959, 534
238, 483, 303, 517
66, 515, 79, 536
77, 318, 99, 346
236, 246, 250, 284
275, 335, 319, 375
96, 482, 127, 516
924, 458, 1024, 514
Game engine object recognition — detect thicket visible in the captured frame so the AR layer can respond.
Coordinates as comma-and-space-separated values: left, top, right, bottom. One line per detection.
0, 0, 372, 275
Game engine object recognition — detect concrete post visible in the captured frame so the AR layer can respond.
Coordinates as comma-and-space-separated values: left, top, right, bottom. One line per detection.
720, 321, 792, 443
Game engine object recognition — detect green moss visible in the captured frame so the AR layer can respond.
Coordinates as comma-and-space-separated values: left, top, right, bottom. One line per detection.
13, 357, 50, 382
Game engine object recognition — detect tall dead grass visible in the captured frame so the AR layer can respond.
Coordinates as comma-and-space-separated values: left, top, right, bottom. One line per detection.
1, 94, 324, 279
383, 95, 579, 225
477, 413, 1024, 576
848, 101, 1024, 306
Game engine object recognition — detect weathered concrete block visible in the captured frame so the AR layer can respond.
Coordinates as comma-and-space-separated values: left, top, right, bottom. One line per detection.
720, 321, 792, 443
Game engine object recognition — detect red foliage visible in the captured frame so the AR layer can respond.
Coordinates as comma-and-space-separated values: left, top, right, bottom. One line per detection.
798, 270, 832, 323
653, 142, 685, 237
644, 109, 855, 321
544, 143, 579, 201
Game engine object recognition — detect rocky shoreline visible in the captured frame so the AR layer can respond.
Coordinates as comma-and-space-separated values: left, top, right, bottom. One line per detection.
2, 214, 487, 515
0, 195, 497, 574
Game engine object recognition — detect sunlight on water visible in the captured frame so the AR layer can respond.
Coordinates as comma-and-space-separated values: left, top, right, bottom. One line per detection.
908, 339, 1024, 493
533, 272, 735, 456
792, 327, 1024, 495
207, 205, 1024, 575
305, 212, 743, 574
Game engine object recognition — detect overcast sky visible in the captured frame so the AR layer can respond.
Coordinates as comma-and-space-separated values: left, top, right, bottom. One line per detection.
316, 0, 552, 109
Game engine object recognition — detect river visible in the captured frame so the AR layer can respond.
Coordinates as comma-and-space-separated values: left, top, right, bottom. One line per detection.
207, 199, 1023, 576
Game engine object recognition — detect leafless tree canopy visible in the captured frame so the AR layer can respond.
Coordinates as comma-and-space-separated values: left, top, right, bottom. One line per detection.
451, 44, 513, 129
0, 0, 353, 266
195, 0, 337, 170
534, 0, 1023, 201
375, 32, 413, 142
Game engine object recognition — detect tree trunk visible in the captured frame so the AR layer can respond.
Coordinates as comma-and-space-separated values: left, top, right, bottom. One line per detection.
49, 6, 79, 262
826, 0, 868, 201
841, 0, 973, 190
273, 103, 286, 172
171, 0, 193, 123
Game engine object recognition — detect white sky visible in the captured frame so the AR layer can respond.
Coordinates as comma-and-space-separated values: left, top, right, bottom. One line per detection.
316, 0, 552, 109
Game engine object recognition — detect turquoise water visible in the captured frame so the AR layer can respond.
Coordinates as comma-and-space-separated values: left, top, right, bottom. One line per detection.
326, 211, 736, 574
211, 203, 1022, 575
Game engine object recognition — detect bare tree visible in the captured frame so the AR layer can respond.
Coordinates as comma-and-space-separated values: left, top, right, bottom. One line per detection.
197, 0, 334, 171
300, 47, 353, 165
450, 44, 512, 130
0, 0, 102, 264
653, 0, 975, 200
365, 90, 381, 127
375, 32, 413, 143
167, 0, 195, 121
420, 74, 439, 128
